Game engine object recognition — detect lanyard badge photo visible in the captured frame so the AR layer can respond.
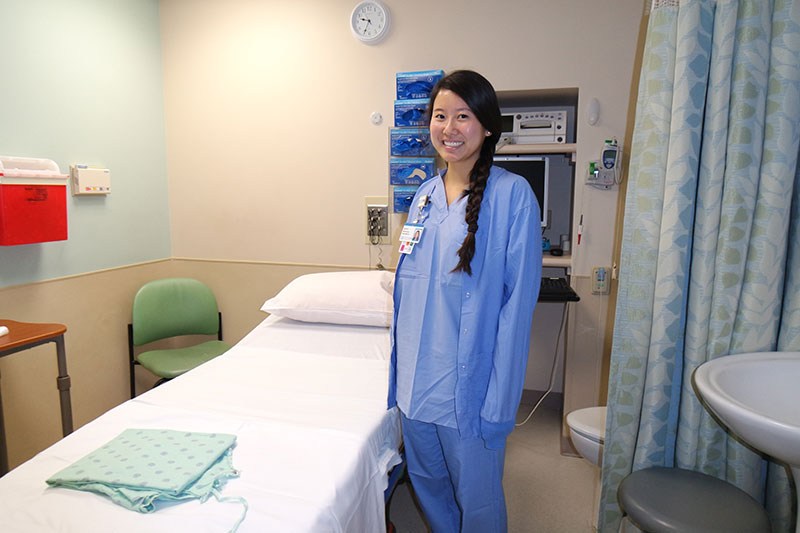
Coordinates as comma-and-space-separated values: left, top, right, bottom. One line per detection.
399, 194, 430, 255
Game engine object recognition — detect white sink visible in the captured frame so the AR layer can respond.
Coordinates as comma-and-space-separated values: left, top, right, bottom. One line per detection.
694, 351, 800, 532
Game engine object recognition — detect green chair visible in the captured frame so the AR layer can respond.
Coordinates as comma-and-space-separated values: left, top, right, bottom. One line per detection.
128, 278, 232, 398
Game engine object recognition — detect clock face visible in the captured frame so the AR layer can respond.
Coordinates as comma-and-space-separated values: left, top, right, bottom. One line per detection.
350, 1, 390, 44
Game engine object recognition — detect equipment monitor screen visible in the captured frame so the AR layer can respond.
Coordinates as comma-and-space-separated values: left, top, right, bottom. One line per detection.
493, 155, 549, 228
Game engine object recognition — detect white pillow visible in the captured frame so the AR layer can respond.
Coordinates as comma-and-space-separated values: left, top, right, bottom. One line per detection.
261, 271, 394, 327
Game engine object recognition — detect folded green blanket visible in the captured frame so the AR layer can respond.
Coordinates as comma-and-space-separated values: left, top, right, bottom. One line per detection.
47, 429, 246, 529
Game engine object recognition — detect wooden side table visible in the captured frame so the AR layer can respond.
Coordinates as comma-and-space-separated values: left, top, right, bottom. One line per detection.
0, 319, 74, 476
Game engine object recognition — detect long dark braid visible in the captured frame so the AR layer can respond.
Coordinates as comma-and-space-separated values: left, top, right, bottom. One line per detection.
427, 70, 502, 275
455, 140, 495, 275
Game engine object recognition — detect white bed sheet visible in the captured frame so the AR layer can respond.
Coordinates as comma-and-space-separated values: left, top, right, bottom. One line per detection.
0, 317, 401, 533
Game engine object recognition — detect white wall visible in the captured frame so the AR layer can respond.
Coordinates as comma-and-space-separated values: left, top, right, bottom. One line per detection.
160, 0, 644, 276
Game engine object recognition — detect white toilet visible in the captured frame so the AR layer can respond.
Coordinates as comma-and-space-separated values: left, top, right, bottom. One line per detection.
566, 406, 607, 467
567, 406, 607, 531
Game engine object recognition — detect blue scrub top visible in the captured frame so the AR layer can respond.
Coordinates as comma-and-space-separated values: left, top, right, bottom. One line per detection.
395, 181, 466, 428
390, 165, 542, 449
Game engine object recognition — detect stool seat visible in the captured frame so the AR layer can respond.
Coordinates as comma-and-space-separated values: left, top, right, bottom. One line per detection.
617, 466, 771, 533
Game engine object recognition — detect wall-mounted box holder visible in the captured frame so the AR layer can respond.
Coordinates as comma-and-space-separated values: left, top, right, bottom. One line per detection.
0, 156, 68, 246
396, 69, 444, 100
390, 157, 435, 185
71, 165, 110, 195
390, 128, 436, 157
394, 99, 430, 127
393, 186, 418, 213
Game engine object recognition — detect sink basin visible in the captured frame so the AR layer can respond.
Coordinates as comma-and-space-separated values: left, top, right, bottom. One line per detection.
694, 351, 800, 532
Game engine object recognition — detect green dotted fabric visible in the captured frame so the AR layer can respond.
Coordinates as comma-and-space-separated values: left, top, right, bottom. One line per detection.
46, 429, 240, 513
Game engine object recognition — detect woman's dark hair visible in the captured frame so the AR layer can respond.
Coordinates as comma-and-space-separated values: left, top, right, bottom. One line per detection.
426, 70, 502, 275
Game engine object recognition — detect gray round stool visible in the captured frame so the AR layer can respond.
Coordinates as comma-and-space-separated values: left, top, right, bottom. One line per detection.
617, 466, 771, 532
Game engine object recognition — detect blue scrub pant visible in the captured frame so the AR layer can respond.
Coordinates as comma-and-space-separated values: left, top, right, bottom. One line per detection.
401, 413, 508, 533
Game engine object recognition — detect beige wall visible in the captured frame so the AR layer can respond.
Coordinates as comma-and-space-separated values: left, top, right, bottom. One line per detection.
0, 261, 172, 467
158, 0, 647, 420
1, 0, 648, 468
0, 260, 360, 469
160, 0, 645, 275
0, 258, 613, 469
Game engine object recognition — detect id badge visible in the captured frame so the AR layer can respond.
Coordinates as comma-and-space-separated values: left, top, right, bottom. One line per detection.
399, 223, 424, 254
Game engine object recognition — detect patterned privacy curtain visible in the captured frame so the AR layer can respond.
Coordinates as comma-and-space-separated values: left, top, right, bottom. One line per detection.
599, 1, 800, 532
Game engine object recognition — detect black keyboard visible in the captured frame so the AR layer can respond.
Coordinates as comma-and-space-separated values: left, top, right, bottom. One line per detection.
539, 277, 580, 302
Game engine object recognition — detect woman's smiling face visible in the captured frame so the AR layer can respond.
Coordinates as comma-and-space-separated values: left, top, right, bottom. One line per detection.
429, 89, 487, 168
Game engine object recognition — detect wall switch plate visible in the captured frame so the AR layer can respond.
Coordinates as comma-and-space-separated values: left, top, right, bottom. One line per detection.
365, 196, 389, 244
592, 266, 610, 295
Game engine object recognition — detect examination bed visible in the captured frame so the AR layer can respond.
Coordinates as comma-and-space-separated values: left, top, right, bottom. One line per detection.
0, 271, 402, 533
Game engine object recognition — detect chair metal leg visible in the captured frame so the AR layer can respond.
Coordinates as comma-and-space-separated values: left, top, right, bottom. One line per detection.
128, 324, 136, 399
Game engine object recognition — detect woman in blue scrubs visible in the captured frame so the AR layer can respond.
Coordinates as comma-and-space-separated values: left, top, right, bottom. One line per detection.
389, 70, 542, 532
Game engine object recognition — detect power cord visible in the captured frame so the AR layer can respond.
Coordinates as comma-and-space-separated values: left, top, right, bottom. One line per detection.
516, 300, 570, 426
368, 238, 387, 270
374, 243, 385, 270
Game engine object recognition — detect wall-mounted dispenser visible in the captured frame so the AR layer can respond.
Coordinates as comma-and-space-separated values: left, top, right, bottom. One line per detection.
0, 156, 69, 245
70, 164, 111, 195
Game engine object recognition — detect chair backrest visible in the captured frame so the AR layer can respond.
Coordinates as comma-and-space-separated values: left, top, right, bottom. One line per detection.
132, 278, 220, 346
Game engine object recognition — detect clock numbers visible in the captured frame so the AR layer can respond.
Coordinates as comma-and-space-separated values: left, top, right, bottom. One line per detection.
350, 1, 391, 44
356, 6, 384, 38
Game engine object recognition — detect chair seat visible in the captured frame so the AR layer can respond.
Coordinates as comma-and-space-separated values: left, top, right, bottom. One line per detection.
136, 340, 232, 379
618, 466, 771, 533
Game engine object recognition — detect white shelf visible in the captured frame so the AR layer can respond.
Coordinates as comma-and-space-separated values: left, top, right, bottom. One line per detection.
496, 143, 577, 161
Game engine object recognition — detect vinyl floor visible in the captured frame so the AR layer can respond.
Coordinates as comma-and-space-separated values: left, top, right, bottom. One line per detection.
386, 403, 600, 533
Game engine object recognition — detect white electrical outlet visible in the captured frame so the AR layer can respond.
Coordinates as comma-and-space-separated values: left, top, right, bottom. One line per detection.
592, 266, 610, 295
365, 196, 389, 244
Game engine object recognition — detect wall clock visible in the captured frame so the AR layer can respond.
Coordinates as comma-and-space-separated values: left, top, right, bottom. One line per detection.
350, 1, 391, 45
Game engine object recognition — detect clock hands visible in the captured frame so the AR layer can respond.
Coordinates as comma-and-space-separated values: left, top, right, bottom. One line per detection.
359, 16, 373, 34
351, 2, 389, 43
